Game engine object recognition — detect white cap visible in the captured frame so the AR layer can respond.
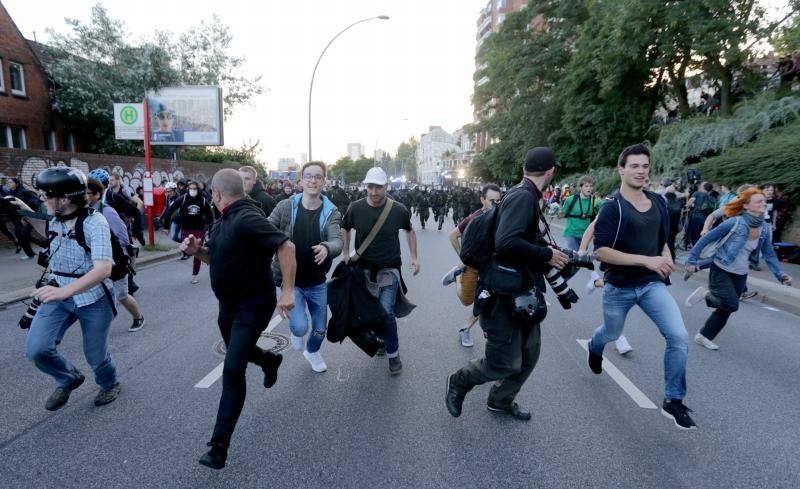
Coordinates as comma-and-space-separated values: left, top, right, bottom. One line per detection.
363, 167, 388, 186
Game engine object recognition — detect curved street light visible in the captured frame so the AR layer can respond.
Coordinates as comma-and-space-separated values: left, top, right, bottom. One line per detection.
307, 15, 390, 162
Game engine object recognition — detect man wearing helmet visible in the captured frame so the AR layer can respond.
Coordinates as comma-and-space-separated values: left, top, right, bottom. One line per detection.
9, 167, 122, 411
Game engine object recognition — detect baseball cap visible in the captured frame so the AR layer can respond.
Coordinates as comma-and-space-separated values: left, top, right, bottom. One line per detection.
363, 167, 388, 186
524, 147, 560, 173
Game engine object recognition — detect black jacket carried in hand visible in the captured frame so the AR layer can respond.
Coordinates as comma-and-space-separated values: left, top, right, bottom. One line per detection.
326, 262, 387, 356
207, 198, 288, 309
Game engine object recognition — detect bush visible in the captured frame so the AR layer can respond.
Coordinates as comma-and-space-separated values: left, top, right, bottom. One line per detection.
695, 120, 800, 204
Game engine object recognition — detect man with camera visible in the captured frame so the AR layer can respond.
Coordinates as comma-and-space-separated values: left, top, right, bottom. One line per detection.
445, 147, 569, 421
180, 168, 296, 470
9, 167, 121, 411
2, 177, 45, 260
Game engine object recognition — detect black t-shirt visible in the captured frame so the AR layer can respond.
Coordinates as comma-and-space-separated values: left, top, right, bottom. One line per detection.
341, 198, 412, 271
604, 201, 663, 287
207, 199, 288, 309
293, 202, 327, 287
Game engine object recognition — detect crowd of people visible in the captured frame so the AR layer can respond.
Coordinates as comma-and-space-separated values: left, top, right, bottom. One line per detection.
1, 143, 795, 470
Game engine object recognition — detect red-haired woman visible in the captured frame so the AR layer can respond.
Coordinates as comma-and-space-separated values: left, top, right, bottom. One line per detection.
684, 188, 792, 350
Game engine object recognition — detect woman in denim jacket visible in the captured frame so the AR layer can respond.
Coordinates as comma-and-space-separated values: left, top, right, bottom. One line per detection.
684, 188, 792, 350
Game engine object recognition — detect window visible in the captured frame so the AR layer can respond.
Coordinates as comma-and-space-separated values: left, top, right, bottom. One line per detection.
62, 132, 75, 152
0, 125, 27, 148
9, 62, 25, 96
45, 130, 56, 150
0, 59, 5, 93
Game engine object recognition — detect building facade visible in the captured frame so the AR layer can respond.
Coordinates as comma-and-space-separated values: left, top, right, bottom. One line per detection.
0, 4, 82, 152
347, 143, 363, 161
415, 126, 461, 185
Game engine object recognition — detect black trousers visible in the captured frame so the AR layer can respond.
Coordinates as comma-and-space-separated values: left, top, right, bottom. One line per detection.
451, 299, 542, 409
211, 301, 278, 447
0, 219, 17, 243
700, 264, 748, 340
14, 220, 37, 257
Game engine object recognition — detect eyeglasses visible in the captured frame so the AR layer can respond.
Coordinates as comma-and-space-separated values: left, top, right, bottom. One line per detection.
302, 174, 325, 182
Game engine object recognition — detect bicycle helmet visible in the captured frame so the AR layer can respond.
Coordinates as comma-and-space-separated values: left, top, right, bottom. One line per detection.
35, 167, 87, 198
88, 168, 110, 186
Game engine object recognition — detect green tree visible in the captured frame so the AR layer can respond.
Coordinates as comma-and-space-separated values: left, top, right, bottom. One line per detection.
181, 140, 268, 180
329, 156, 376, 184
43, 3, 263, 155
395, 137, 418, 180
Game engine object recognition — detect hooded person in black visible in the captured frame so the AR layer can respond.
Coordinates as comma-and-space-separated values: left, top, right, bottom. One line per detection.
181, 168, 296, 470
166, 181, 214, 283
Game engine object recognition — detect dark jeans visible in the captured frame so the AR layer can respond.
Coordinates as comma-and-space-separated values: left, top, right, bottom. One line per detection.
451, 299, 542, 409
211, 301, 278, 447
687, 215, 706, 246
667, 218, 680, 260
1, 219, 17, 243
700, 263, 748, 341
14, 219, 38, 257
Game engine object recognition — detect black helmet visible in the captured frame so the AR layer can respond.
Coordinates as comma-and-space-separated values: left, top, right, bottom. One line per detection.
35, 167, 87, 198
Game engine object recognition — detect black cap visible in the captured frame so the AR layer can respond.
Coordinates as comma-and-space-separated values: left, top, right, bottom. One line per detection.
35, 167, 87, 198
524, 147, 559, 173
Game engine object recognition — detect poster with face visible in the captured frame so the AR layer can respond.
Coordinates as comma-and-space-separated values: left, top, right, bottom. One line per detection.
146, 86, 224, 146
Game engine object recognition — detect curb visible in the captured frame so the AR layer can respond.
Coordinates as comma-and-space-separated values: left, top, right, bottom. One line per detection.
547, 218, 800, 316
0, 249, 181, 310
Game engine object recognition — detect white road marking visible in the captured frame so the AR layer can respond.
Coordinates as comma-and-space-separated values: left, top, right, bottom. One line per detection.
762, 306, 780, 312
194, 314, 285, 389
576, 339, 658, 410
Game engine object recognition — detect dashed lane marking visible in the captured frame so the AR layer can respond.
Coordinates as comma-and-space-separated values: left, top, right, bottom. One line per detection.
194, 314, 285, 389
576, 339, 658, 410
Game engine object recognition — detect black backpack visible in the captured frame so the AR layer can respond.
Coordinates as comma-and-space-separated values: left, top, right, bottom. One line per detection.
74, 207, 131, 282
459, 206, 499, 272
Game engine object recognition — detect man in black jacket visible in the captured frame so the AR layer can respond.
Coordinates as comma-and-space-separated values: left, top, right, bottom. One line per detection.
446, 147, 568, 421
2, 178, 45, 259
181, 168, 296, 470
239, 166, 276, 217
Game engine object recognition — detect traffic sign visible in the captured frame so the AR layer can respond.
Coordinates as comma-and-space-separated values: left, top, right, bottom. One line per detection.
114, 103, 145, 140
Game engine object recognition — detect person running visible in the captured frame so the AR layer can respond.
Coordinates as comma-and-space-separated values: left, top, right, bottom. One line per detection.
106, 173, 146, 246
446, 147, 568, 421
442, 184, 502, 347
165, 181, 214, 284
685, 188, 792, 350
559, 175, 601, 251
11, 167, 121, 411
2, 177, 45, 260
268, 162, 342, 372
180, 168, 295, 470
587, 144, 695, 430
341, 167, 420, 375
86, 178, 145, 332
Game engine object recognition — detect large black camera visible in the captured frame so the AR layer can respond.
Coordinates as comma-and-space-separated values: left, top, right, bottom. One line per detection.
18, 277, 58, 330
0, 196, 21, 220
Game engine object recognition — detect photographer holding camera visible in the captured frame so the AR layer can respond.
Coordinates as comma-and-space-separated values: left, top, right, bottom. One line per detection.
9, 167, 121, 412
446, 147, 568, 421
2, 177, 46, 260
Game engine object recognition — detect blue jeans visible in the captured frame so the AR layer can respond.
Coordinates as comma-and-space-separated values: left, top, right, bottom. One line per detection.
564, 236, 582, 251
378, 273, 400, 357
25, 298, 117, 390
588, 281, 688, 400
289, 283, 328, 353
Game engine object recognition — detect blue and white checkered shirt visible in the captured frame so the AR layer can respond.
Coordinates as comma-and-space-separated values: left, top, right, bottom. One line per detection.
47, 211, 113, 307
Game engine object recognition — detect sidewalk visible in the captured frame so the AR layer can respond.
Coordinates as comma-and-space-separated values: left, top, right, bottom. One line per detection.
548, 217, 800, 316
0, 230, 181, 309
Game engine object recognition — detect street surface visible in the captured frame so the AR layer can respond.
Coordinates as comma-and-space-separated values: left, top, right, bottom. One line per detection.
0, 215, 798, 488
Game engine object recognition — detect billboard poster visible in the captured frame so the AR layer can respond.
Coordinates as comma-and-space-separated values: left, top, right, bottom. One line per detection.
146, 86, 224, 146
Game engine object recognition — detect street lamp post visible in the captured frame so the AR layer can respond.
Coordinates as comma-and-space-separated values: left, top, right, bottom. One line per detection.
307, 15, 389, 161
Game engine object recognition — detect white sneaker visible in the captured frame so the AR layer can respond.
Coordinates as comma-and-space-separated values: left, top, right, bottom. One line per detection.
303, 350, 327, 372
290, 334, 304, 351
459, 328, 474, 347
685, 286, 708, 308
694, 333, 719, 350
585, 271, 602, 295
615, 335, 633, 355
191, 275, 199, 284
442, 265, 464, 286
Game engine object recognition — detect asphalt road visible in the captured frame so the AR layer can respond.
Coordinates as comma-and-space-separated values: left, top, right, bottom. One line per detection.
0, 213, 798, 489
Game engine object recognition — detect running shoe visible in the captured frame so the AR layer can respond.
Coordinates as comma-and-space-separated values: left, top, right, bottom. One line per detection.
441, 265, 464, 286
585, 271, 602, 295
740, 290, 758, 301
290, 334, 304, 351
128, 316, 145, 332
694, 333, 719, 350
661, 399, 697, 430
459, 328, 474, 347
685, 286, 708, 308
615, 335, 633, 355
303, 351, 327, 373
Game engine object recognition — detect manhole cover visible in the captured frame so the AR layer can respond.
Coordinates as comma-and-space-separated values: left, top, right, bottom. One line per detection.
213, 332, 289, 357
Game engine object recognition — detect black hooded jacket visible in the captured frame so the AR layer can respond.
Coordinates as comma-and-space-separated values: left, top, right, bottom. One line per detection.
249, 180, 277, 217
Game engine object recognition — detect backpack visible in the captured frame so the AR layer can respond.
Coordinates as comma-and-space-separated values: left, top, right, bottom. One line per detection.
697, 193, 717, 216
459, 206, 499, 272
74, 207, 131, 282
564, 194, 599, 219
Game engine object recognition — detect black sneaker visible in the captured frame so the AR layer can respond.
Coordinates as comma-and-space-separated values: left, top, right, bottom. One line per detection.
487, 402, 532, 421
44, 373, 85, 411
94, 383, 122, 406
661, 399, 697, 430
128, 281, 140, 296
262, 352, 283, 388
445, 374, 465, 418
389, 356, 403, 375
740, 290, 758, 301
199, 442, 227, 470
128, 316, 145, 332
588, 344, 603, 374
180, 254, 190, 261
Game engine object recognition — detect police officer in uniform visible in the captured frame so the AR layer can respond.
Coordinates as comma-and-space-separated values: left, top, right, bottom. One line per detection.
445, 147, 568, 420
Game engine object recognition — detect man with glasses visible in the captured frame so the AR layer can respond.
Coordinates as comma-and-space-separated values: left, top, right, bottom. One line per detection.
268, 162, 343, 372
442, 184, 502, 347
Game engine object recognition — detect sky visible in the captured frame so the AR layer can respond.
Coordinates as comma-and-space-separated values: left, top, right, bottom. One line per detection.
5, 0, 488, 169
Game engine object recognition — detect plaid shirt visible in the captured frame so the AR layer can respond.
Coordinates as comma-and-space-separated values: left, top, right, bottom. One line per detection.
47, 211, 113, 307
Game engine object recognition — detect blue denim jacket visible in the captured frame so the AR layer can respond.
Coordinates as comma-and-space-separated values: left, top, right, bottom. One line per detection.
688, 215, 785, 281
